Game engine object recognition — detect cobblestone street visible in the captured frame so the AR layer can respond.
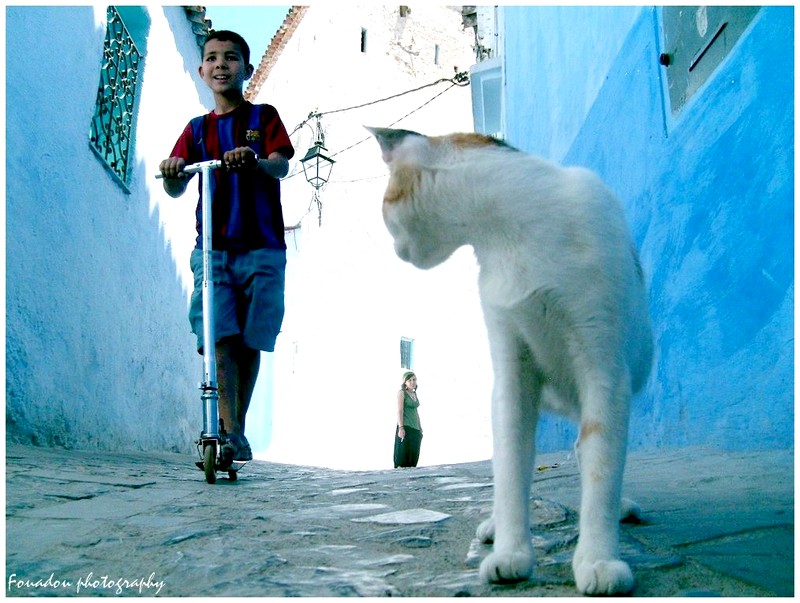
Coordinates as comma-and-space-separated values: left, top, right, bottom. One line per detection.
5, 444, 793, 597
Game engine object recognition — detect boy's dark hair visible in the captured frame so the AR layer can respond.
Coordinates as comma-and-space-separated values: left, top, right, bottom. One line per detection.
202, 30, 251, 65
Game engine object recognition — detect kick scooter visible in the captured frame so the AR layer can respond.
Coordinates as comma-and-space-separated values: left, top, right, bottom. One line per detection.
157, 159, 246, 483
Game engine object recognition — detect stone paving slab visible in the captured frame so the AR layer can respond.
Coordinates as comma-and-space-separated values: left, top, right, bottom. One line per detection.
5, 444, 793, 597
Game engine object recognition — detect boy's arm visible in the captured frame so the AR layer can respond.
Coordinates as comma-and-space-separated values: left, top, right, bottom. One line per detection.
257, 151, 290, 179
223, 147, 290, 179
260, 106, 294, 179
163, 177, 190, 198
159, 156, 191, 198
161, 122, 197, 197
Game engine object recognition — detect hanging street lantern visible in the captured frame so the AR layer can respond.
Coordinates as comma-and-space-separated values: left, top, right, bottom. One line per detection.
300, 141, 335, 190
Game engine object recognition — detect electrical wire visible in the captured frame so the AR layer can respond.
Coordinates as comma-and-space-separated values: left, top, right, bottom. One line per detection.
328, 78, 466, 160
284, 71, 470, 226
316, 71, 469, 118
289, 72, 469, 140
284, 72, 469, 182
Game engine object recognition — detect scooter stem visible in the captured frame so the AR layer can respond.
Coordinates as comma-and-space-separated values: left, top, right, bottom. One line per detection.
199, 161, 221, 439
156, 160, 222, 440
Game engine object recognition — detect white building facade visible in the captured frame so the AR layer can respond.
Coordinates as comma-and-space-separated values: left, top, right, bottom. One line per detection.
249, 5, 493, 469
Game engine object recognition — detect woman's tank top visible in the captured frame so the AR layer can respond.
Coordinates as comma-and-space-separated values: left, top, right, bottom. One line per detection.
402, 390, 421, 430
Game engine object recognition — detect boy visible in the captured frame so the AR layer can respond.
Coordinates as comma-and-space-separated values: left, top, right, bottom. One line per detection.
159, 30, 294, 462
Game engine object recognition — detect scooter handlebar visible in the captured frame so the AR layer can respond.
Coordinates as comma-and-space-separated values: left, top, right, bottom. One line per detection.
154, 159, 223, 179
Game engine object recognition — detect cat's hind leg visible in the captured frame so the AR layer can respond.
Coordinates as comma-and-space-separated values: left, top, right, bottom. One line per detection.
476, 515, 495, 544
478, 329, 539, 584
572, 371, 634, 595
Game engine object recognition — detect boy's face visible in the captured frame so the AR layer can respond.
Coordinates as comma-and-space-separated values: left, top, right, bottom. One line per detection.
198, 39, 253, 95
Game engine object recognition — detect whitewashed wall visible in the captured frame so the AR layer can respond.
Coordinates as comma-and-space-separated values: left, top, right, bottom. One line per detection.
6, 7, 210, 452
252, 5, 493, 469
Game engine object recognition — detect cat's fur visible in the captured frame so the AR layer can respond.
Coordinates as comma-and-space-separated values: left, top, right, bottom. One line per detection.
367, 127, 653, 595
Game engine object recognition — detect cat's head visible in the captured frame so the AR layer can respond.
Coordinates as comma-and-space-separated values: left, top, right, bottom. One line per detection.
366, 126, 463, 269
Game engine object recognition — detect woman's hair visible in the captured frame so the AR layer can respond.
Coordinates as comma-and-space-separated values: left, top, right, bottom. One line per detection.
402, 371, 416, 390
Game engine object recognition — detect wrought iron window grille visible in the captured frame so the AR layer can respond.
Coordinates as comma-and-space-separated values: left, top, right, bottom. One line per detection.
89, 6, 142, 190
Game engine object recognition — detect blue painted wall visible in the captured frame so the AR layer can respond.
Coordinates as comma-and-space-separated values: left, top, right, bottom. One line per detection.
502, 7, 793, 452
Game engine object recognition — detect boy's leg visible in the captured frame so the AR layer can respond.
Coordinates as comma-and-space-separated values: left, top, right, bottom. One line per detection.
235, 344, 260, 435
216, 337, 259, 436
215, 338, 238, 437
214, 247, 284, 463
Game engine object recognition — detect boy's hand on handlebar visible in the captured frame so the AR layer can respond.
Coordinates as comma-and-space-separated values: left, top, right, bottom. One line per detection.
159, 157, 187, 180
223, 147, 259, 171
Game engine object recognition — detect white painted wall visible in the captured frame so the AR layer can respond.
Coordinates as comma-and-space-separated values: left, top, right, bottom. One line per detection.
6, 7, 210, 452
252, 5, 494, 469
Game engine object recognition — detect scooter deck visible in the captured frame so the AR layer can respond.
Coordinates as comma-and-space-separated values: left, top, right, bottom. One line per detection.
194, 460, 247, 473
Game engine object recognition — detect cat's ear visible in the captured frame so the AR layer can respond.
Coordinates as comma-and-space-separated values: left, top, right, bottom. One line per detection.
365, 126, 424, 164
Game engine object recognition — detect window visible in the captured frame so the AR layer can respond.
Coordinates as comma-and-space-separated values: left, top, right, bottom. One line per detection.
360, 28, 368, 53
89, 6, 148, 189
468, 6, 504, 139
470, 57, 504, 139
400, 337, 414, 370
659, 6, 760, 115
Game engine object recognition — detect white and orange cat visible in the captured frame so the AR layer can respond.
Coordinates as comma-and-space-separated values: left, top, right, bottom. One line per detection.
367, 127, 653, 595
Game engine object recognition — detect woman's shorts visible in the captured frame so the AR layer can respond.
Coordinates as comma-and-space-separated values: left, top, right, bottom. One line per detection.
189, 247, 286, 353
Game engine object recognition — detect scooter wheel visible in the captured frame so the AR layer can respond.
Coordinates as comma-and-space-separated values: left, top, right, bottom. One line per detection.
203, 443, 217, 484
228, 469, 238, 481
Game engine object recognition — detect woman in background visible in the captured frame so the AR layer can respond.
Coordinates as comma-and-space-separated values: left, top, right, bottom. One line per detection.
394, 371, 423, 468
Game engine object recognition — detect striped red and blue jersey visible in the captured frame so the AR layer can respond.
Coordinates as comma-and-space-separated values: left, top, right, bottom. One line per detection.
170, 102, 295, 251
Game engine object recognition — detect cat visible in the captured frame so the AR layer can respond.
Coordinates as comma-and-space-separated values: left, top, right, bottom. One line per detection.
367, 126, 653, 595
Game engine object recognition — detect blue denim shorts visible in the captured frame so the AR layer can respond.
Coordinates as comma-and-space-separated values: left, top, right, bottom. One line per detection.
189, 248, 286, 353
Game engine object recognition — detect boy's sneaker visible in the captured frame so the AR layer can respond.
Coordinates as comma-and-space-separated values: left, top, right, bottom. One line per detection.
225, 433, 253, 462
218, 441, 235, 470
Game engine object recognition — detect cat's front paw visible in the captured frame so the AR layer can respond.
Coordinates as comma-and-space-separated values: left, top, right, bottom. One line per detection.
573, 558, 634, 596
479, 549, 535, 584
476, 517, 495, 543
